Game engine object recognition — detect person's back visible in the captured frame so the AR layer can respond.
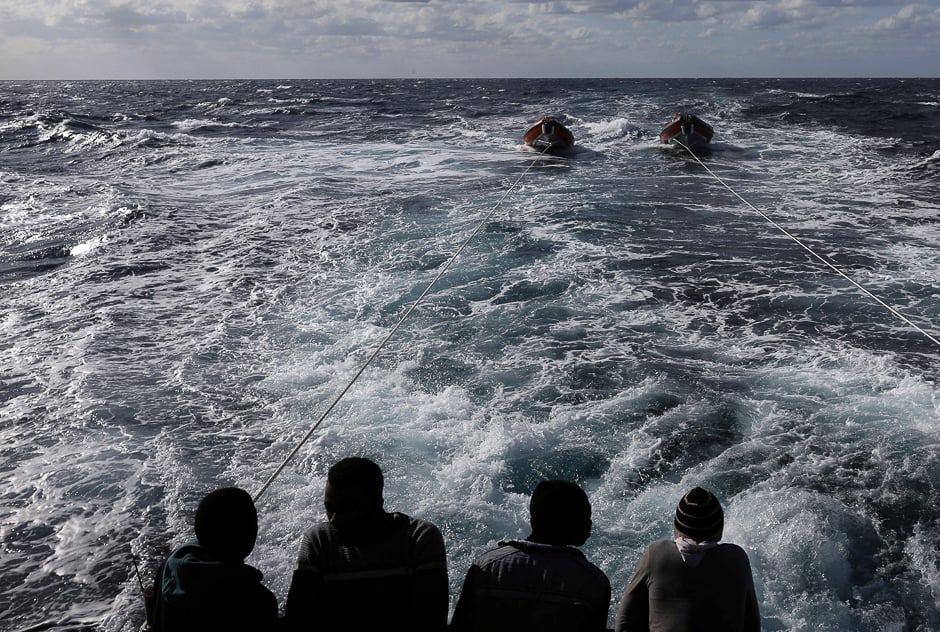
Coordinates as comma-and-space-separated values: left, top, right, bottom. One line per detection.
154, 543, 278, 631
290, 511, 446, 630
148, 487, 278, 632
450, 480, 611, 632
285, 457, 448, 632
625, 539, 756, 631
615, 487, 760, 632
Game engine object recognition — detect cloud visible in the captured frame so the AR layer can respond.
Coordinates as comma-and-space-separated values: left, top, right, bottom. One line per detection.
0, 0, 910, 41
0, 0, 935, 77
731, 1, 827, 30
863, 4, 940, 34
93, 3, 187, 29
506, 0, 910, 33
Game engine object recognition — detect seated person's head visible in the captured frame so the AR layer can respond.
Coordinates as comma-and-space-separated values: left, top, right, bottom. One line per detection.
674, 486, 724, 542
528, 480, 592, 546
324, 457, 385, 532
194, 487, 258, 562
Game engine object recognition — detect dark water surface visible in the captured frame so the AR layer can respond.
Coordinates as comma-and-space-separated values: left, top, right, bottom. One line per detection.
2, 79, 939, 631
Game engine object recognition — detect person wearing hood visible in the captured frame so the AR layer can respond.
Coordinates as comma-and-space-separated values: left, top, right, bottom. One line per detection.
449, 480, 611, 631
615, 487, 760, 632
147, 487, 279, 631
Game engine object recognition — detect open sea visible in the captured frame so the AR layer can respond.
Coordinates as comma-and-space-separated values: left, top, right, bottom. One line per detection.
1, 78, 939, 631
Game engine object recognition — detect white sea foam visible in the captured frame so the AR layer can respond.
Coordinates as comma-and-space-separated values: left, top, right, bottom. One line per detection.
583, 117, 641, 140
171, 118, 242, 131
70, 235, 106, 256
3, 79, 939, 632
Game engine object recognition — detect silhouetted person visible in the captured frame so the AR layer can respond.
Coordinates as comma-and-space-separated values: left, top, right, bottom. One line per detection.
450, 480, 611, 631
285, 457, 448, 631
615, 487, 760, 632
147, 487, 278, 632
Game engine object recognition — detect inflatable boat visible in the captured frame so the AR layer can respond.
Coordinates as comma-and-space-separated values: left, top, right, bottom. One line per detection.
523, 117, 575, 155
660, 113, 713, 151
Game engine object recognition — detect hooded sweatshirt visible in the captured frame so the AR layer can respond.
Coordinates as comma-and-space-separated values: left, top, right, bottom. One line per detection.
150, 543, 278, 632
615, 539, 760, 632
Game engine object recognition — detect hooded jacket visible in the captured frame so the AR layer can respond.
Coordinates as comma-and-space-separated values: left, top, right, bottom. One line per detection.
615, 539, 760, 632
150, 543, 278, 632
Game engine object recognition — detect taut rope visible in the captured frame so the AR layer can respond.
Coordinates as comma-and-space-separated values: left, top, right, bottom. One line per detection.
253, 144, 556, 502
674, 138, 940, 350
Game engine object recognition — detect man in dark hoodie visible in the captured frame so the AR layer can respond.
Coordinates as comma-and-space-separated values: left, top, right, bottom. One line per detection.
449, 480, 611, 631
615, 486, 761, 632
148, 487, 279, 631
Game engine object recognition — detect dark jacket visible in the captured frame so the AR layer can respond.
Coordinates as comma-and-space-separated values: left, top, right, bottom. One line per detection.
286, 512, 448, 632
616, 539, 760, 632
149, 543, 278, 632
450, 539, 611, 632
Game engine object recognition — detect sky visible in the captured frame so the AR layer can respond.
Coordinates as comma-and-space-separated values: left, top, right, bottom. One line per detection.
0, 0, 937, 79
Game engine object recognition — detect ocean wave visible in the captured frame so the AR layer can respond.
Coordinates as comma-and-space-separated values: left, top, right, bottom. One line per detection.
2, 78, 939, 632
170, 117, 250, 133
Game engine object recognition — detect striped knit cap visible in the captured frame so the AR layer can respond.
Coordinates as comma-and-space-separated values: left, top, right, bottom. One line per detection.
674, 487, 724, 540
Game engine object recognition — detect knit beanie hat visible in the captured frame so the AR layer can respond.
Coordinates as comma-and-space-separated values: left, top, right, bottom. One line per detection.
194, 487, 258, 562
674, 487, 724, 541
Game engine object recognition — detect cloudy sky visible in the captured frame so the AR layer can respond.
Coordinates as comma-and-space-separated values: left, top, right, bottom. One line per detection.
1, 0, 937, 79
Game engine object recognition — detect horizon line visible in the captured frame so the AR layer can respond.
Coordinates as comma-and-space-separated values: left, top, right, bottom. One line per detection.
2, 75, 938, 82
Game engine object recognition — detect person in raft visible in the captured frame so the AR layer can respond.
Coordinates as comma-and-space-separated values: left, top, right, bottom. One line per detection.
285, 456, 449, 632
615, 487, 760, 632
146, 487, 279, 632
449, 480, 612, 631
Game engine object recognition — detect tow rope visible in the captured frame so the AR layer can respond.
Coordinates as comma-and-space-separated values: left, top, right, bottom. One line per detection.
253, 144, 556, 502
674, 139, 940, 350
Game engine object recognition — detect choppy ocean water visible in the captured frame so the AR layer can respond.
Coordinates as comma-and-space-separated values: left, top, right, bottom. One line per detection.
1, 78, 939, 631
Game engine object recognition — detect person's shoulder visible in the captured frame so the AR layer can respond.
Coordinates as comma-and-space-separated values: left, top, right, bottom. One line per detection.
163, 542, 210, 574
638, 539, 678, 566
252, 574, 279, 605
472, 541, 523, 566
168, 542, 204, 560
395, 512, 438, 529
226, 570, 279, 622
715, 542, 747, 553
297, 521, 339, 558
645, 539, 678, 555
391, 513, 447, 562
581, 556, 611, 588
474, 541, 593, 570
394, 512, 443, 540
230, 562, 274, 590
301, 520, 336, 541
715, 542, 752, 561
548, 545, 610, 588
